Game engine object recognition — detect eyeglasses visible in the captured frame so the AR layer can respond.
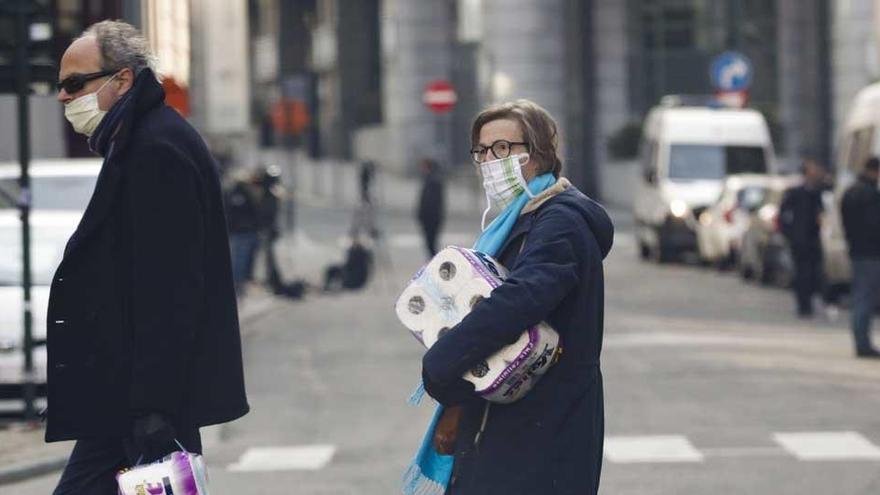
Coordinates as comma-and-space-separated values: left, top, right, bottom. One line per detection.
470, 140, 529, 164
57, 69, 116, 94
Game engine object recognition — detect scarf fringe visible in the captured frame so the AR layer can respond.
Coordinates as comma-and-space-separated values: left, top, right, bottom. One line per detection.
408, 383, 427, 406
402, 462, 448, 495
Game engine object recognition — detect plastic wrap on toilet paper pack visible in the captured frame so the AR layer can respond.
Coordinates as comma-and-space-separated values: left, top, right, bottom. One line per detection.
117, 451, 210, 495
396, 246, 561, 403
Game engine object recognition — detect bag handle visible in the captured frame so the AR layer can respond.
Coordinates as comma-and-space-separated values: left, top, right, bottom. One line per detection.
133, 439, 190, 467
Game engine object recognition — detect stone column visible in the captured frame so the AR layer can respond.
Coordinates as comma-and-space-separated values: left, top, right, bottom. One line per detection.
381, 0, 454, 174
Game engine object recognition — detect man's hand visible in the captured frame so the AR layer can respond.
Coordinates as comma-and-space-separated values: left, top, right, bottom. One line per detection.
131, 413, 177, 462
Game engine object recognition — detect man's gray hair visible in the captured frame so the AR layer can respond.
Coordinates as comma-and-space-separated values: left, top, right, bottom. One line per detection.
82, 20, 156, 76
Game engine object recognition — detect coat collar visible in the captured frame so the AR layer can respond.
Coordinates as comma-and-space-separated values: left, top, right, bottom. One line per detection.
522, 177, 571, 215
495, 177, 572, 257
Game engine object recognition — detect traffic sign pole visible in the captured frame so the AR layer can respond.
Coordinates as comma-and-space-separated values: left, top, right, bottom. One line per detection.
423, 80, 457, 168
14, 0, 36, 421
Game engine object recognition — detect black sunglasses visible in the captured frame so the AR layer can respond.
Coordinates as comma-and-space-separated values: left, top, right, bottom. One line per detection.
57, 69, 116, 94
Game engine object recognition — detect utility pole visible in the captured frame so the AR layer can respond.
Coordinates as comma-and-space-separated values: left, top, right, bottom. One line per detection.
14, 0, 36, 421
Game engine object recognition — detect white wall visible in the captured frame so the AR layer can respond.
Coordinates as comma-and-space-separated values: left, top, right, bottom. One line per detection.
481, 0, 566, 122
594, 0, 630, 169
832, 0, 877, 155
188, 0, 250, 136
0, 96, 66, 161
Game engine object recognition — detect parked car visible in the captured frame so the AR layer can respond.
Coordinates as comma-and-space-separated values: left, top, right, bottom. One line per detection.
0, 159, 99, 407
634, 96, 776, 262
821, 82, 880, 290
738, 175, 802, 287
0, 211, 81, 397
696, 174, 771, 268
0, 159, 101, 210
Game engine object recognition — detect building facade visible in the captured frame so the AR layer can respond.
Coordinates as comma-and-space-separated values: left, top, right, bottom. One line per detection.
7, 0, 880, 201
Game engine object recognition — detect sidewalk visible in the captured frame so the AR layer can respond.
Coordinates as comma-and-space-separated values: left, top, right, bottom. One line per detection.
0, 289, 282, 486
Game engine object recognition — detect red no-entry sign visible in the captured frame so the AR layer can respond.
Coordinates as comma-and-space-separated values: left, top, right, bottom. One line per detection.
423, 80, 457, 114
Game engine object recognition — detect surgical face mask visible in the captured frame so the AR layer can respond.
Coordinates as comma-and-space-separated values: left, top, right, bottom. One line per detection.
478, 153, 534, 230
64, 73, 117, 137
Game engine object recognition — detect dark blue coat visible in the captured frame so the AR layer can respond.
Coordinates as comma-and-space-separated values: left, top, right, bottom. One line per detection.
422, 186, 614, 495
45, 70, 249, 441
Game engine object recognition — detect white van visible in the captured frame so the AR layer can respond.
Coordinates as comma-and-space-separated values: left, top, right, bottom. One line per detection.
821, 82, 880, 287
634, 98, 776, 262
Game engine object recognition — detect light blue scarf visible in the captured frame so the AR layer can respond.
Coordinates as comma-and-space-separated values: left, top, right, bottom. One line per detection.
402, 173, 557, 495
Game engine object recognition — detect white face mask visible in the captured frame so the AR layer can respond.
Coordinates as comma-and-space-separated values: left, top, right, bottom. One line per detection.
64, 74, 117, 137
478, 153, 534, 230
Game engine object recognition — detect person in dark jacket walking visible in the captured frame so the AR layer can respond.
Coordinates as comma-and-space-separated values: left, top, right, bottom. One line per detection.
416, 157, 446, 258
360, 159, 376, 205
225, 171, 262, 296
841, 157, 880, 358
50, 21, 249, 494
779, 159, 827, 317
419, 100, 613, 494
255, 164, 286, 291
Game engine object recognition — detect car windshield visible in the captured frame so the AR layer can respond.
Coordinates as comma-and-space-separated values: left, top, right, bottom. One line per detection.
668, 144, 767, 181
0, 223, 71, 286
0, 175, 98, 210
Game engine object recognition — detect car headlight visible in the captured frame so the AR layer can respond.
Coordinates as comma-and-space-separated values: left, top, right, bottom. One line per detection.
670, 199, 689, 219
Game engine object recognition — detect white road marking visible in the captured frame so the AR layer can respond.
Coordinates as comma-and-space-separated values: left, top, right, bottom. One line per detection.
701, 447, 787, 458
228, 445, 336, 472
604, 332, 776, 348
604, 435, 704, 463
773, 432, 880, 461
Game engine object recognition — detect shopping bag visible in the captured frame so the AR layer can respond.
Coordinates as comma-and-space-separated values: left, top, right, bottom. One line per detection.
117, 442, 210, 495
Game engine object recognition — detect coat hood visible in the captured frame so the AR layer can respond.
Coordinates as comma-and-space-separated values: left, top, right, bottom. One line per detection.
523, 177, 614, 259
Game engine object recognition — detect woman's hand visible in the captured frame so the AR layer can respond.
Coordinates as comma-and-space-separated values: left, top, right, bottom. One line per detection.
433, 405, 463, 455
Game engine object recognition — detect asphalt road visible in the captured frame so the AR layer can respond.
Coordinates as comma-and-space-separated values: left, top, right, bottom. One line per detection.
7, 202, 880, 494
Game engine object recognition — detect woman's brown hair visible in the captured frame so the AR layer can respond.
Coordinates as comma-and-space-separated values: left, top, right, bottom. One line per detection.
470, 99, 563, 178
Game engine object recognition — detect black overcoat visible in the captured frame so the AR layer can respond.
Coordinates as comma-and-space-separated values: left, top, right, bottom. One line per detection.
45, 70, 249, 441
422, 186, 614, 494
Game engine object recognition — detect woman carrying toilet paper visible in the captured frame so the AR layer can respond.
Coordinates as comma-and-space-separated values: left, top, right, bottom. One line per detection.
410, 99, 615, 495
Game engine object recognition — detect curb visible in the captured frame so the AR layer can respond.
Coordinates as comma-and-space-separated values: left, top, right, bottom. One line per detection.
0, 455, 68, 486
0, 297, 280, 487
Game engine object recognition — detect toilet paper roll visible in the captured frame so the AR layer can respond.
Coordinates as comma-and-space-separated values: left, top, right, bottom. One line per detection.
395, 284, 456, 348
453, 278, 495, 317
422, 248, 471, 294
464, 322, 561, 404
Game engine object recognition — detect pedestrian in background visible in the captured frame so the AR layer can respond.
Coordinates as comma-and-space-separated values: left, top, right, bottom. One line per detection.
49, 21, 249, 494
779, 159, 826, 318
225, 170, 262, 296
416, 99, 613, 494
360, 159, 376, 205
256, 164, 285, 291
841, 157, 880, 358
416, 157, 445, 258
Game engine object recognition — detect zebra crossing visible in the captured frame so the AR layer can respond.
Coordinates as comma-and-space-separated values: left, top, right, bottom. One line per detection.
604, 431, 880, 464
225, 431, 880, 473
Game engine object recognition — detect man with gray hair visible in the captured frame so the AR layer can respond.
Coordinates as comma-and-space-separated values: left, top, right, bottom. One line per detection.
49, 20, 249, 493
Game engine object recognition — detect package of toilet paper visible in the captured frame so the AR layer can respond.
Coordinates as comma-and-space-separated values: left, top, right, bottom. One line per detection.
117, 450, 211, 495
396, 246, 561, 404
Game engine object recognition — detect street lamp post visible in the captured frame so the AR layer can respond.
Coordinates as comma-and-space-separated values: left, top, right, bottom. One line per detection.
14, 0, 36, 421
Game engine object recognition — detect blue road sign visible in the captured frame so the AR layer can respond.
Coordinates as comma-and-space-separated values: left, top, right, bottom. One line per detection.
710, 52, 753, 92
